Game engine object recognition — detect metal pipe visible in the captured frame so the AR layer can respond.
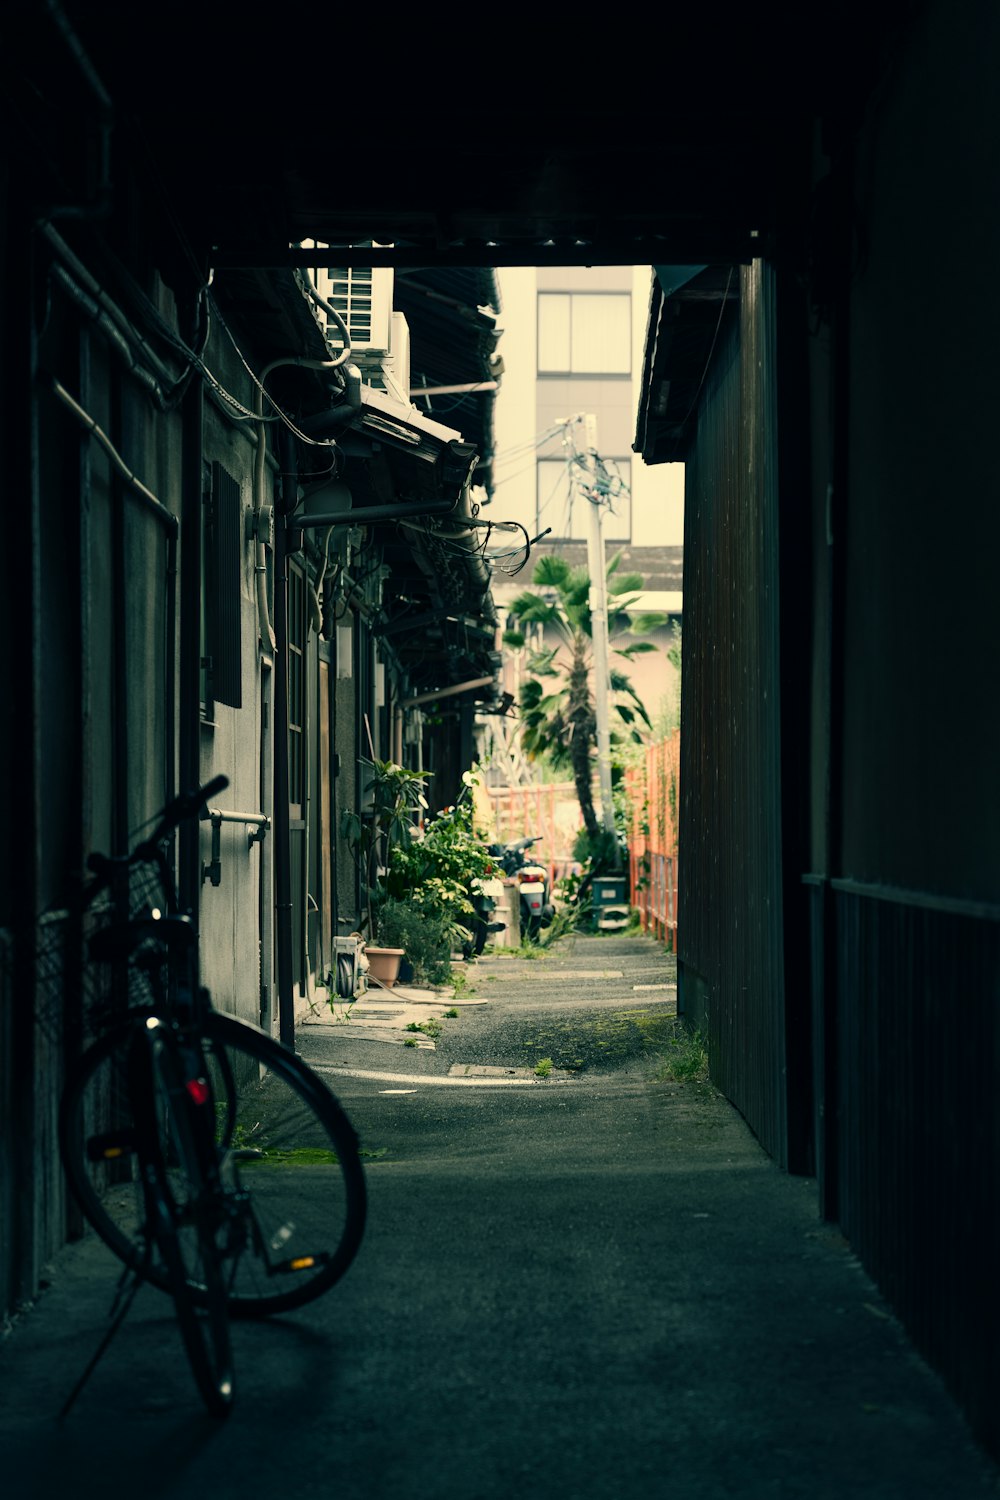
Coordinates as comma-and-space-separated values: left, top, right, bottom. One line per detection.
205, 808, 270, 827
43, 1, 114, 220
201, 811, 271, 888
294, 496, 460, 528
581, 415, 617, 849
401, 675, 494, 709
46, 375, 179, 822
178, 376, 203, 916
410, 381, 499, 398
47, 378, 178, 533
273, 431, 297, 1050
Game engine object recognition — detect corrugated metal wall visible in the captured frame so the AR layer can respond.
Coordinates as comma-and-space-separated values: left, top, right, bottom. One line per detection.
678, 262, 789, 1166
831, 884, 1000, 1449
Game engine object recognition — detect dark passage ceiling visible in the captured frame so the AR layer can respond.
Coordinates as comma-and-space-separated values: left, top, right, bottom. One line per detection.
7, 2, 923, 275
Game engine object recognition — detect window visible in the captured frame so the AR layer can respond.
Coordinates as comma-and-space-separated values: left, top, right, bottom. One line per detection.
537, 456, 632, 542
201, 461, 243, 716
537, 292, 631, 375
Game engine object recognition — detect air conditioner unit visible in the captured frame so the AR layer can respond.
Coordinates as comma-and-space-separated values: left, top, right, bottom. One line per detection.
382, 311, 411, 405
333, 935, 370, 1000
314, 259, 393, 365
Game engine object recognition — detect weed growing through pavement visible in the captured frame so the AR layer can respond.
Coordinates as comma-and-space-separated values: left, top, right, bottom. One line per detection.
406, 1019, 443, 1040
519, 1010, 708, 1081
327, 1000, 356, 1024
444, 1008, 460, 1019
652, 1025, 710, 1083
534, 1057, 553, 1078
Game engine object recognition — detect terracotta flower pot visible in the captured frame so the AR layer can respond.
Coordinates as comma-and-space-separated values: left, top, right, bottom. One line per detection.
365, 945, 405, 987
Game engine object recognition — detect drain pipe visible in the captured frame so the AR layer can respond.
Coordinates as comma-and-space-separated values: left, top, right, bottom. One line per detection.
47, 375, 179, 818
273, 428, 297, 1050
179, 372, 204, 914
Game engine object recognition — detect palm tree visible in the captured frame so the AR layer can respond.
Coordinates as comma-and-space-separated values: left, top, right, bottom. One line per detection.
503, 553, 667, 843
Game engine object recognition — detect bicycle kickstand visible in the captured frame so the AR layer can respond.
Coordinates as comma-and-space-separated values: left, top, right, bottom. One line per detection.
57, 1243, 151, 1419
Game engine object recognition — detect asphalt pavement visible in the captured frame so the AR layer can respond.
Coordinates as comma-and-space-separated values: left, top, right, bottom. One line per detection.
2, 930, 998, 1499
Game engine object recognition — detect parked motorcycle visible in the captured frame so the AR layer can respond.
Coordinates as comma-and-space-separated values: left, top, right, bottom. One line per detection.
489, 836, 556, 942
465, 871, 507, 958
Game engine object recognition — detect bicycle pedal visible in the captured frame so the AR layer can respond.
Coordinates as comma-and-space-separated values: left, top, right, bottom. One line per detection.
86, 1129, 136, 1162
272, 1251, 330, 1275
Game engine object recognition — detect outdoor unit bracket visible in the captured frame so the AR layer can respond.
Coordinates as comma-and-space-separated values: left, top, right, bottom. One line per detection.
202, 808, 271, 886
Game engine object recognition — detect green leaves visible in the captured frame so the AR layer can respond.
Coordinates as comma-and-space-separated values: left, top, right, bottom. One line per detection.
532, 555, 571, 588
526, 646, 560, 677
508, 590, 559, 625
615, 640, 659, 659
607, 570, 644, 596
628, 612, 669, 636
504, 551, 666, 831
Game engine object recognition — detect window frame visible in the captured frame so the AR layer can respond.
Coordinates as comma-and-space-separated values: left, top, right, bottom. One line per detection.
536, 291, 632, 376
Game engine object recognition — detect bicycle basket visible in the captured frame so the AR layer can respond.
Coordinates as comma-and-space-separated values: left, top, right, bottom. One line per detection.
15, 856, 172, 1046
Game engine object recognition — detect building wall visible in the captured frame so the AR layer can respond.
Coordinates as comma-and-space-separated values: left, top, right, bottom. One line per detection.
489, 265, 684, 788
196, 337, 274, 1033
677, 269, 791, 1168
492, 265, 684, 550
672, 1, 1000, 1457
815, 0, 1000, 1452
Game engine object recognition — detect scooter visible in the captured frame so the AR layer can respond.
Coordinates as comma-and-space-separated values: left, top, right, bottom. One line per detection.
490, 836, 556, 942
465, 869, 507, 957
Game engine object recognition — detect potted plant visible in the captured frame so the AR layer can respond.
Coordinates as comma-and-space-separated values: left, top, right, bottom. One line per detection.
374, 897, 456, 988
385, 770, 497, 972
340, 757, 431, 985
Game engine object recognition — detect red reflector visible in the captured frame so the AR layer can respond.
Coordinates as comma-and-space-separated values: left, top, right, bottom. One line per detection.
186, 1077, 211, 1106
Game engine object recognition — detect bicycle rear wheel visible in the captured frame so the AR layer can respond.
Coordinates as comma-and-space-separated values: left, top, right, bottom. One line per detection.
60, 1011, 367, 1318
128, 1025, 234, 1416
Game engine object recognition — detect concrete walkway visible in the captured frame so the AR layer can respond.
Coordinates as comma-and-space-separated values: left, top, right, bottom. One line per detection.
1, 932, 998, 1498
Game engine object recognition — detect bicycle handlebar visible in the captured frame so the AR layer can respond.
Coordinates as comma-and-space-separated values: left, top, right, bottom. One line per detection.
134, 774, 230, 857
86, 774, 231, 879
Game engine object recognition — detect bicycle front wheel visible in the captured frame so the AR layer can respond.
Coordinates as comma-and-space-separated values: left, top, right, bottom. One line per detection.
60, 1010, 367, 1319
132, 1026, 234, 1417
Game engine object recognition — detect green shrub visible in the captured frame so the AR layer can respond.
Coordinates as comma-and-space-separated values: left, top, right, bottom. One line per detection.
376, 897, 455, 986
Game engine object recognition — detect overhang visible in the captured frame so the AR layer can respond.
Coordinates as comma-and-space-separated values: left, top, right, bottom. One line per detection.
296, 385, 501, 698
634, 265, 740, 465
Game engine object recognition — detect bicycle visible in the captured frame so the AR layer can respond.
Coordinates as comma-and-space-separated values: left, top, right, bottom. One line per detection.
36, 774, 366, 1417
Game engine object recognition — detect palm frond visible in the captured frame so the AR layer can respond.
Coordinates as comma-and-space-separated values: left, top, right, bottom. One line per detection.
607, 571, 644, 596
628, 611, 670, 635
615, 640, 659, 658
531, 555, 571, 588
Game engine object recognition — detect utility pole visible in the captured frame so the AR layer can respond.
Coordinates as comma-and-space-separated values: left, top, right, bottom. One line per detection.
580, 413, 618, 854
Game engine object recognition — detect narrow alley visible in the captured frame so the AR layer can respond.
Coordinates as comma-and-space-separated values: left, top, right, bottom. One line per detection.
2, 933, 996, 1499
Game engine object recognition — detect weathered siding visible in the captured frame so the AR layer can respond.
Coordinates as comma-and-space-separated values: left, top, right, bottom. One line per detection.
812, 3, 1000, 1457
678, 263, 789, 1166
831, 886, 1000, 1448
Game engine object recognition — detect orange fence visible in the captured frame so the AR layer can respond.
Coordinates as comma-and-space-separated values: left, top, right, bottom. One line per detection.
483, 781, 583, 890
625, 731, 680, 951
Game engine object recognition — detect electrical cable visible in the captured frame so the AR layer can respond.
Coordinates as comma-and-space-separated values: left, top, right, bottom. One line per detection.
293, 270, 353, 364
209, 297, 345, 446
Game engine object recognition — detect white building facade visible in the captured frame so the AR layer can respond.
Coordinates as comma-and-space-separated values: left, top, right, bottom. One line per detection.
484, 265, 685, 790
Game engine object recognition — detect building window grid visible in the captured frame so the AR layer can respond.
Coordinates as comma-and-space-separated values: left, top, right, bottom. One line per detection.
537, 291, 631, 375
